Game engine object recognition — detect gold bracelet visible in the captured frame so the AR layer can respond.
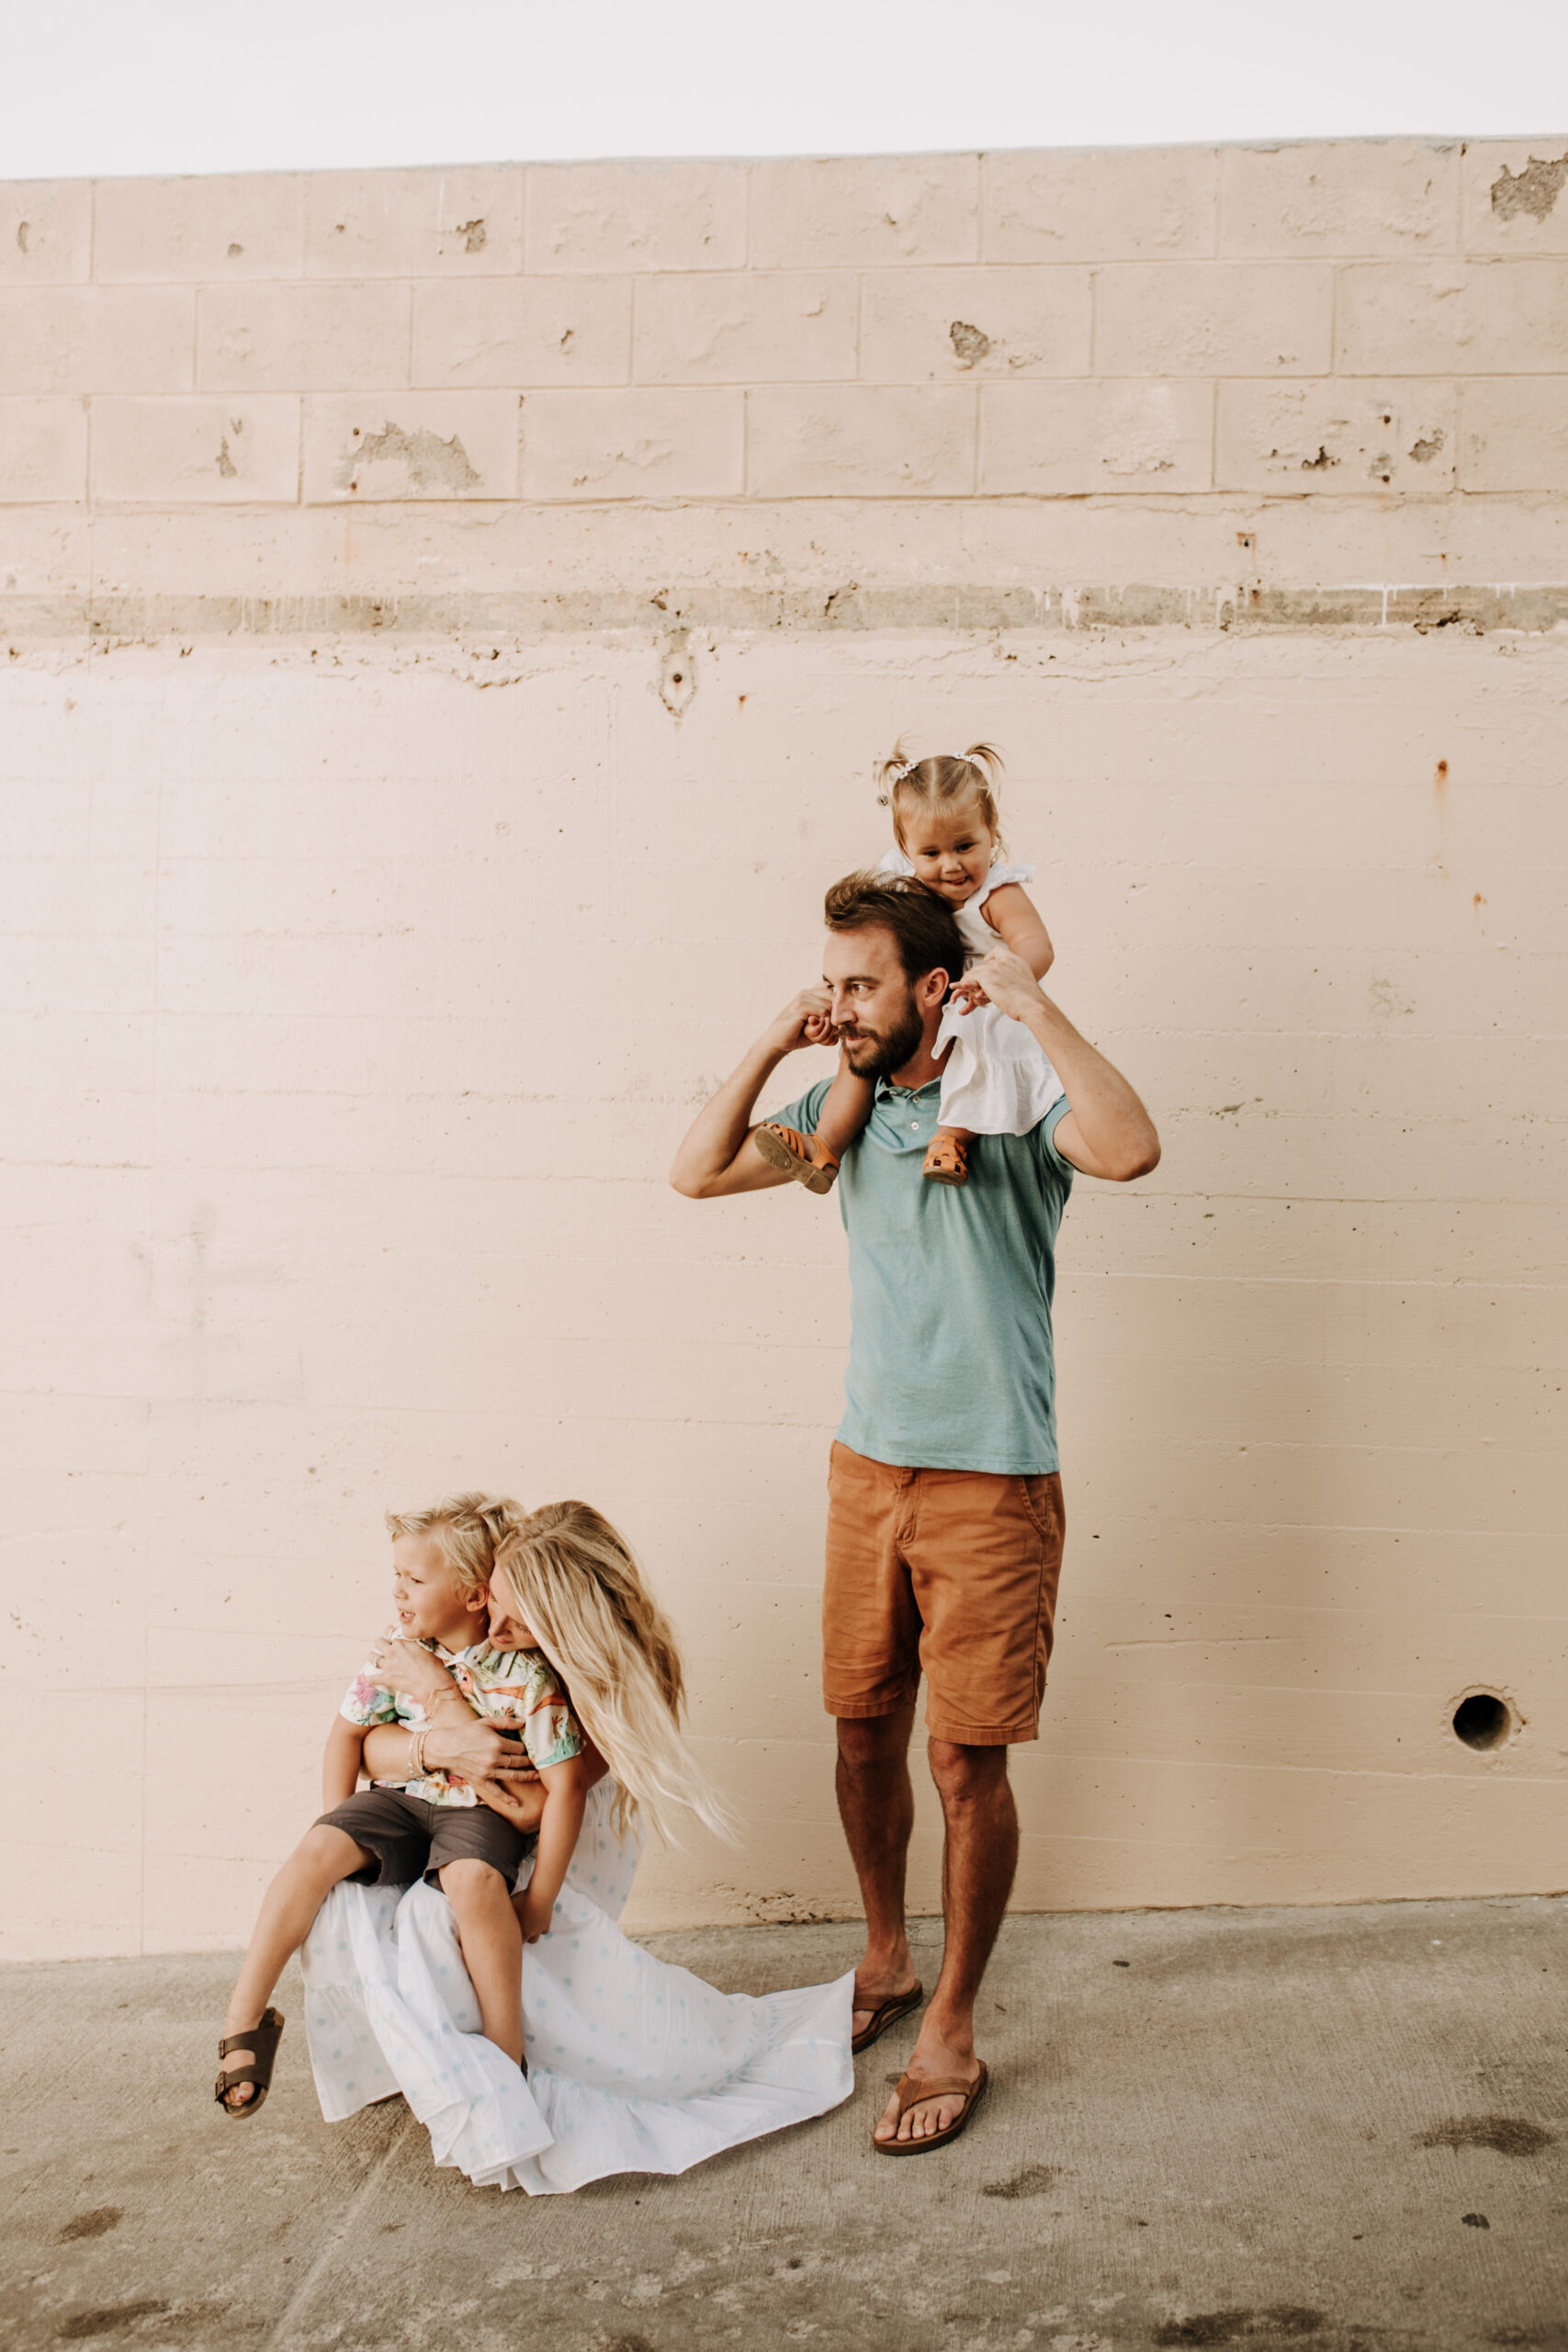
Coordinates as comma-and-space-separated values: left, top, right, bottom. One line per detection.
409, 1727, 427, 1780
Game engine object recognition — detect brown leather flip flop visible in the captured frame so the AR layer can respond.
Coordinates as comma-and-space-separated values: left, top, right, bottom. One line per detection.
874, 2061, 988, 2156
215, 2007, 285, 2117
851, 1982, 924, 2055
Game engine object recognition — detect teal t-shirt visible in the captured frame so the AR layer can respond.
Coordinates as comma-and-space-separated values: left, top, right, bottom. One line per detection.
767, 1077, 1075, 1475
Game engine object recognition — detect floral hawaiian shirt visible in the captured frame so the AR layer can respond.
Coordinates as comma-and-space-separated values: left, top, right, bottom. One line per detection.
339, 1636, 584, 1808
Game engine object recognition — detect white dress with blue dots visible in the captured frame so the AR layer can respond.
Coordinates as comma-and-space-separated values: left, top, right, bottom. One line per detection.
299, 1780, 855, 2192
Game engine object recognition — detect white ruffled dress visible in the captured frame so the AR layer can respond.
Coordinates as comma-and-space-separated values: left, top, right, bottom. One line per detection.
879, 850, 1063, 1135
299, 1781, 854, 2193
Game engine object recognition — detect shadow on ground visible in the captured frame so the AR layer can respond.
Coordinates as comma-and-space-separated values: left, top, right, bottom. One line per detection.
2, 1896, 1565, 2351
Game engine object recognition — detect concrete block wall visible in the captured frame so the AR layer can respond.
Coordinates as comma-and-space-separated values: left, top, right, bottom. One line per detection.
2, 141, 1568, 533
2, 140, 1566, 1959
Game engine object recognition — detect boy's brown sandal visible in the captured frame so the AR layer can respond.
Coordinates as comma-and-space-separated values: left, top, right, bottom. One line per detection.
874, 2062, 989, 2157
215, 2007, 285, 2118
922, 1134, 968, 1186
851, 1981, 924, 2055
753, 1123, 840, 1196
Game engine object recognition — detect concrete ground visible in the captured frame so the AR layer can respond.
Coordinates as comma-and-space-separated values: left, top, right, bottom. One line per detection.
1, 1895, 1564, 2352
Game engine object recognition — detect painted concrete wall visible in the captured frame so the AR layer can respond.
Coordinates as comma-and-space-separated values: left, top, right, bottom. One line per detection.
3, 140, 1565, 1960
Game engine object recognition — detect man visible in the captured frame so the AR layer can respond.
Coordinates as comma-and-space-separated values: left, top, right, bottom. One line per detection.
670, 870, 1159, 2152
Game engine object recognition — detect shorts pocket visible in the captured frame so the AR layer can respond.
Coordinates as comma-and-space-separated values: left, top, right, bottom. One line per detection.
1018, 1473, 1060, 1543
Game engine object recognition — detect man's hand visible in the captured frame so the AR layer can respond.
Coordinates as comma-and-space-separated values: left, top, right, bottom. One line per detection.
763, 986, 839, 1057
950, 945, 1043, 1023
671, 987, 839, 1199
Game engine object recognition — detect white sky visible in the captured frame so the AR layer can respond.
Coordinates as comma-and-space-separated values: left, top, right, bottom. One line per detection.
1, 0, 1563, 179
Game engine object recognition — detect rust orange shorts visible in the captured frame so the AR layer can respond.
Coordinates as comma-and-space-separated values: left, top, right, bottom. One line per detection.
823, 1441, 1066, 1746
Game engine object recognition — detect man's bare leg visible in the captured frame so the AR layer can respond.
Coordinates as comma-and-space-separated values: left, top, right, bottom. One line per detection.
874, 1740, 1018, 2144
835, 1703, 920, 2039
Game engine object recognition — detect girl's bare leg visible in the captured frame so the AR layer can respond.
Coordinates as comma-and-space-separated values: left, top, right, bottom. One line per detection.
222, 1824, 373, 2107
813, 1060, 876, 1159
439, 1859, 525, 2065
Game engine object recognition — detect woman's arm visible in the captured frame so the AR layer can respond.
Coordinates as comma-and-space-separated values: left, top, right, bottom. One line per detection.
359, 1639, 541, 1786
982, 881, 1054, 980
515, 1756, 592, 1942
323, 1717, 367, 1809
361, 1712, 543, 1787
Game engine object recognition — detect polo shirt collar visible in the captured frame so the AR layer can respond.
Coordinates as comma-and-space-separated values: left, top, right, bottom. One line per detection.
874, 1075, 943, 1102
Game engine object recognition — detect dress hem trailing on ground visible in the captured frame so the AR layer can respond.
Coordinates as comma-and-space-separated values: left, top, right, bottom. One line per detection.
299, 1780, 855, 2193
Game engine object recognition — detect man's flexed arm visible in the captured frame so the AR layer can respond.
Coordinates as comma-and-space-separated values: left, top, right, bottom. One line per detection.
669, 988, 836, 1198
953, 946, 1160, 1183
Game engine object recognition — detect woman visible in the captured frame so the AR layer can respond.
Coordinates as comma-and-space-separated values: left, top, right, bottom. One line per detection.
299, 1498, 853, 2194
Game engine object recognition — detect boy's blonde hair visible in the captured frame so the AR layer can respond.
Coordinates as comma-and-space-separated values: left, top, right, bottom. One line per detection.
384, 1492, 525, 1603
876, 740, 1007, 857
491, 1499, 736, 1851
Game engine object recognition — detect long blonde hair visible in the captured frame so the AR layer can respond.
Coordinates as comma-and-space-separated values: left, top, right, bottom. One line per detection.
876, 739, 1007, 857
491, 1499, 736, 1850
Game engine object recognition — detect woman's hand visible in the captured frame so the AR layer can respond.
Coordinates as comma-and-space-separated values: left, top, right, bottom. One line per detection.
423, 1718, 542, 1782
367, 1632, 456, 1710
469, 1773, 547, 1831
515, 1885, 557, 1944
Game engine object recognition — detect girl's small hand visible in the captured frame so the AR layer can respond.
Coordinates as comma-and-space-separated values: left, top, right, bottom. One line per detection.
955, 945, 1043, 1023
802, 1008, 840, 1046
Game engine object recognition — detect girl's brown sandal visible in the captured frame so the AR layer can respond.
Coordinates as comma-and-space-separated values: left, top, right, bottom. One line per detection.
215, 2007, 285, 2118
922, 1135, 968, 1186
753, 1123, 840, 1195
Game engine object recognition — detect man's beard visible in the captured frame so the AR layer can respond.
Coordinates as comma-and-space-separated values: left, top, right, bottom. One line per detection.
839, 989, 926, 1083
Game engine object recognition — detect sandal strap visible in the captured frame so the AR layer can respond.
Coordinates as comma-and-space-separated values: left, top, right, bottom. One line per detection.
892, 2071, 981, 2110
218, 2007, 283, 2061
215, 2064, 267, 2098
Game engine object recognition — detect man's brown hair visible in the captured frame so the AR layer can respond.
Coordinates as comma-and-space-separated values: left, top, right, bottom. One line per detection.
824, 869, 966, 989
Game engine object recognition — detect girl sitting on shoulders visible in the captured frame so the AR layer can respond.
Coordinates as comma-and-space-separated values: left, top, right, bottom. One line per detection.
753, 742, 1058, 1194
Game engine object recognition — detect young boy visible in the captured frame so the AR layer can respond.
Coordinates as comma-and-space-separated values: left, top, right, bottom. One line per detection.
215, 1509, 588, 2116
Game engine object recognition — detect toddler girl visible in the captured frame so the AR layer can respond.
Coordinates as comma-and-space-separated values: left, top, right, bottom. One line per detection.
755, 742, 1058, 1192
215, 1492, 729, 2120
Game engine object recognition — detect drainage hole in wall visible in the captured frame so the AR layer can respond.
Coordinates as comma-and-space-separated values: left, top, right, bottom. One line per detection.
1451, 1692, 1511, 1751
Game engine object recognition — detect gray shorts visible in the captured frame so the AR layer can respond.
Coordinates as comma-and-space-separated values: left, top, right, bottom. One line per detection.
316, 1788, 532, 1889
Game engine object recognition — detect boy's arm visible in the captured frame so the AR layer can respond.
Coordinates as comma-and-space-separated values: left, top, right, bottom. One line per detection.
323, 1716, 367, 1809
514, 1756, 592, 1942
982, 881, 1055, 979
